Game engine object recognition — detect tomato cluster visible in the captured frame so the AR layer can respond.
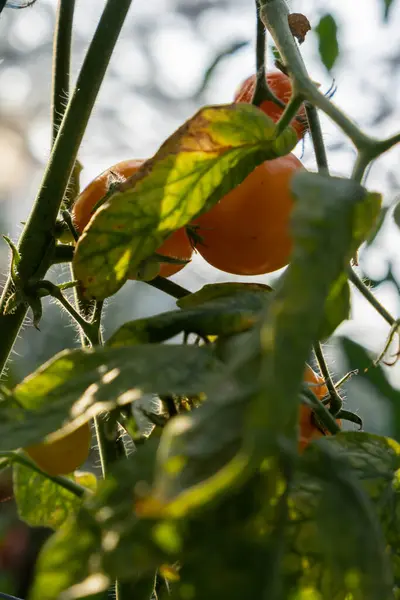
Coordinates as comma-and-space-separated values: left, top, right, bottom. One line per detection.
25, 72, 313, 475
70, 71, 304, 279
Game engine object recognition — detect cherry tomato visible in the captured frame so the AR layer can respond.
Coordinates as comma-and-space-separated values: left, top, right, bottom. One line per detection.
25, 423, 91, 476
72, 159, 193, 278
192, 154, 303, 276
299, 365, 341, 452
234, 71, 307, 139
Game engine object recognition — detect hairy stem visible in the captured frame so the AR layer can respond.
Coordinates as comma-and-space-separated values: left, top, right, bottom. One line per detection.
0, 0, 133, 377
52, 0, 75, 144
348, 267, 397, 327
313, 342, 342, 415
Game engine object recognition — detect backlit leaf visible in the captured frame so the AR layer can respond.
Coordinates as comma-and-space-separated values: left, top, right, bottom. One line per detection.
73, 104, 296, 300
14, 467, 96, 530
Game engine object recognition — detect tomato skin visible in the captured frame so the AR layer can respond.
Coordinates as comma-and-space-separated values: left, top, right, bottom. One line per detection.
25, 423, 91, 476
71, 159, 193, 278
192, 154, 303, 276
299, 365, 341, 452
234, 71, 307, 139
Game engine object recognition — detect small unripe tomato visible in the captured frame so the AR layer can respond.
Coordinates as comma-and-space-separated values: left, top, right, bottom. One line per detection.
25, 423, 91, 476
72, 159, 193, 279
299, 365, 341, 452
234, 71, 307, 139
192, 153, 303, 276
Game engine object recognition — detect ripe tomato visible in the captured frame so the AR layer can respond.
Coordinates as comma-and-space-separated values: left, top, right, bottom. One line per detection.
192, 154, 303, 276
299, 365, 341, 452
234, 71, 307, 139
25, 423, 91, 476
72, 159, 193, 278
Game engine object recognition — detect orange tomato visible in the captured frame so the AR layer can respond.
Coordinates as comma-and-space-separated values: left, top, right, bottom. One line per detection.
299, 365, 341, 452
25, 423, 91, 476
234, 71, 307, 139
192, 154, 303, 276
72, 159, 193, 279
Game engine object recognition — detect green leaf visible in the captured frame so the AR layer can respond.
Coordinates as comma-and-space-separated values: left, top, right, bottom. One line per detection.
145, 173, 374, 516
393, 201, 400, 230
315, 14, 339, 71
176, 281, 272, 309
299, 433, 398, 598
352, 191, 382, 249
367, 206, 388, 246
14, 466, 96, 530
108, 285, 272, 346
73, 104, 297, 300
383, 0, 396, 20
0, 344, 225, 451
30, 441, 159, 600
319, 272, 350, 340
339, 336, 400, 441
29, 509, 104, 600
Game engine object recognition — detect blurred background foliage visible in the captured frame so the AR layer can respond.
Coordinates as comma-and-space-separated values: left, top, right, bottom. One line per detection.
0, 0, 399, 429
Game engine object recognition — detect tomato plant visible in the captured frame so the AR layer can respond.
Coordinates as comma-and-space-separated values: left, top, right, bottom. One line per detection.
192, 153, 303, 275
0, 1, 399, 600
72, 159, 193, 279
234, 71, 308, 139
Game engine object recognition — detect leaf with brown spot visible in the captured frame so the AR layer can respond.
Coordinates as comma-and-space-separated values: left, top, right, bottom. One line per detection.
73, 104, 297, 300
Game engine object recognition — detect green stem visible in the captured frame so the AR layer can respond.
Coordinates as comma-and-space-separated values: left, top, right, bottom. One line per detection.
1, 451, 85, 497
52, 0, 75, 144
313, 342, 342, 415
147, 276, 191, 299
51, 244, 74, 264
348, 267, 397, 327
301, 388, 341, 435
274, 94, 303, 137
0, 0, 133, 377
351, 153, 370, 183
251, 0, 287, 110
260, 0, 373, 151
38, 281, 98, 344
305, 102, 329, 172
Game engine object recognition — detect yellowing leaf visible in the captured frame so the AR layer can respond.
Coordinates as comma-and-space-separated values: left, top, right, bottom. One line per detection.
73, 104, 296, 299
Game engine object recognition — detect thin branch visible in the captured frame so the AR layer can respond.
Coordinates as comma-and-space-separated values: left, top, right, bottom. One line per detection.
348, 267, 397, 327
305, 102, 329, 172
147, 276, 191, 300
0, 451, 85, 497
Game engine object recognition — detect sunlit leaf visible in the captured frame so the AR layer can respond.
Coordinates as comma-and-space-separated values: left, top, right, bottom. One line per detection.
14, 467, 96, 530
315, 14, 339, 71
73, 104, 296, 300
